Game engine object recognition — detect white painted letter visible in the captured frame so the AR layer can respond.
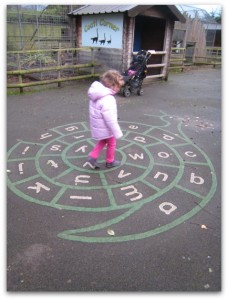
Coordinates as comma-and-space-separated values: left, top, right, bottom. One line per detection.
40, 133, 52, 140
47, 160, 58, 168
83, 162, 96, 169
70, 195, 92, 200
27, 182, 50, 193
129, 153, 144, 160
50, 145, 61, 151
185, 151, 197, 157
18, 163, 24, 174
129, 125, 138, 130
75, 175, 90, 185
22, 146, 30, 155
163, 134, 174, 141
190, 173, 204, 185
121, 185, 143, 201
158, 152, 170, 158
134, 136, 146, 143
154, 172, 168, 182
73, 135, 84, 139
75, 145, 88, 153
65, 126, 78, 131
118, 170, 131, 178
159, 202, 177, 215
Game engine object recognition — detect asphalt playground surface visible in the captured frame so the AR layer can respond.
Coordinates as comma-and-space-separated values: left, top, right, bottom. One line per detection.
6, 67, 221, 292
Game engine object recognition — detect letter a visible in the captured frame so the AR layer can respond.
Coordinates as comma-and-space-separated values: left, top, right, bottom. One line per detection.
190, 173, 204, 185
159, 202, 177, 215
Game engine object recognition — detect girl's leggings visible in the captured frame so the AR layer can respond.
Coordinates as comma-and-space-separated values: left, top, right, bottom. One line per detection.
90, 136, 116, 163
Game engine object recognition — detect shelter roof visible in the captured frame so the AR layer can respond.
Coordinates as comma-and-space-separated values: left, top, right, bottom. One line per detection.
69, 5, 185, 22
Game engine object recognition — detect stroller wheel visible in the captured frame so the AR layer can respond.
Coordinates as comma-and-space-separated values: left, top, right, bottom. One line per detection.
137, 89, 144, 96
123, 88, 131, 97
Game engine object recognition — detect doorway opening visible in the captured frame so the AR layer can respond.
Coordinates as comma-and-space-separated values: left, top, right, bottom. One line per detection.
133, 15, 166, 75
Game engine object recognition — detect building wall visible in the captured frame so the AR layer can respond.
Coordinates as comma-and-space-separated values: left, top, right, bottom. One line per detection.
174, 15, 207, 58
73, 8, 176, 79
74, 13, 134, 73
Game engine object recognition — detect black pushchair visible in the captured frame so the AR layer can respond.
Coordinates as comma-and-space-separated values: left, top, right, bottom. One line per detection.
121, 50, 152, 97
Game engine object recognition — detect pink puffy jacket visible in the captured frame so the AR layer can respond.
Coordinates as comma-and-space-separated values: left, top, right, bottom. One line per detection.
88, 81, 123, 140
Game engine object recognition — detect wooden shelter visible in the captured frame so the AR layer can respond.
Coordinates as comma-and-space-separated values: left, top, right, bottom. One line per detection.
68, 5, 185, 81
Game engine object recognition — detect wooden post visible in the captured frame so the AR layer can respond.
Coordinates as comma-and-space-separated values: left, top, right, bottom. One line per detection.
16, 53, 23, 93
57, 49, 61, 88
91, 48, 94, 76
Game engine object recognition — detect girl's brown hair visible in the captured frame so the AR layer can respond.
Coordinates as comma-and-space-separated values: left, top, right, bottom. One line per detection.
100, 69, 124, 90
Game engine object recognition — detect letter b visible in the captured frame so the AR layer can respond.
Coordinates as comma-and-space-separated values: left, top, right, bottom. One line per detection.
190, 173, 204, 185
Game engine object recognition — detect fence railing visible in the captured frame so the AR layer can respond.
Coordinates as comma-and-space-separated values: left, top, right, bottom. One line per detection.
169, 47, 221, 72
194, 47, 221, 68
133, 50, 167, 80
7, 47, 100, 93
169, 47, 186, 72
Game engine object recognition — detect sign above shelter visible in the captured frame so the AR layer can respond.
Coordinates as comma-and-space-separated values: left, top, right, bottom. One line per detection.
81, 13, 123, 49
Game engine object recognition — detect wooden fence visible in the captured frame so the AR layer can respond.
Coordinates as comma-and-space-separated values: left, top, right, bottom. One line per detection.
7, 46, 221, 93
7, 47, 100, 93
169, 47, 186, 72
194, 47, 221, 68
169, 47, 221, 72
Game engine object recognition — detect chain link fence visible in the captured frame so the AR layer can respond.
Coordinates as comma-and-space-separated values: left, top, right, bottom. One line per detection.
7, 5, 79, 51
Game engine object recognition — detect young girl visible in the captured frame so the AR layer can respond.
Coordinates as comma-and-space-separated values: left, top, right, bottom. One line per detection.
87, 69, 124, 169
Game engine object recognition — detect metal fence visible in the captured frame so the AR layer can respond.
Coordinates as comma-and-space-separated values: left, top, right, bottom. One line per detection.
7, 7, 76, 51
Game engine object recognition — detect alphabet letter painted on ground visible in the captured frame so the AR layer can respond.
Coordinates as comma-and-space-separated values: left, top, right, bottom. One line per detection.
65, 126, 78, 132
190, 173, 204, 185
128, 153, 144, 160
83, 162, 97, 169
118, 170, 131, 178
154, 172, 168, 182
70, 195, 92, 200
159, 202, 177, 215
185, 151, 197, 157
75, 175, 90, 185
158, 152, 170, 158
40, 133, 52, 140
47, 160, 58, 168
50, 145, 62, 151
18, 162, 24, 174
163, 134, 174, 141
129, 125, 138, 130
134, 136, 146, 143
22, 146, 30, 155
73, 135, 85, 140
120, 185, 143, 201
27, 182, 50, 193
75, 145, 88, 153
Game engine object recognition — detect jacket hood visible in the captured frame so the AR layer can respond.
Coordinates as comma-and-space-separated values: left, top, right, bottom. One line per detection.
88, 81, 115, 101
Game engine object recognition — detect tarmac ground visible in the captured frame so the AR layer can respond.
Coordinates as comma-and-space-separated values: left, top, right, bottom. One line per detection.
7, 67, 221, 292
